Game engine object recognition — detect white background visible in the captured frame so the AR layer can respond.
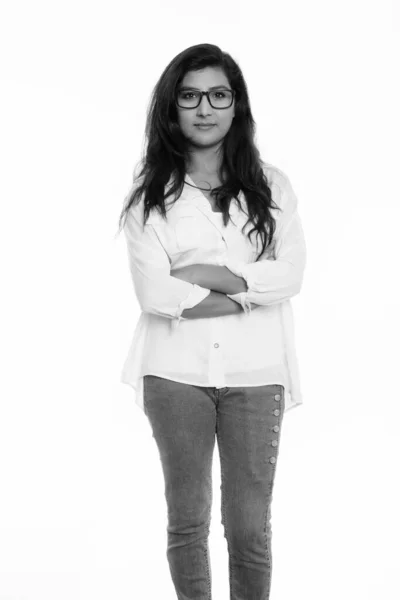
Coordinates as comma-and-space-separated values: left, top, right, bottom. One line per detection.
0, 1, 398, 599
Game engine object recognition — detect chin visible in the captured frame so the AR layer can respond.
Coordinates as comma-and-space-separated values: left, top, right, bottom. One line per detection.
192, 131, 222, 143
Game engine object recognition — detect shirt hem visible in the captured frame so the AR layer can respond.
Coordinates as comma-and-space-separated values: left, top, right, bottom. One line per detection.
120, 373, 302, 415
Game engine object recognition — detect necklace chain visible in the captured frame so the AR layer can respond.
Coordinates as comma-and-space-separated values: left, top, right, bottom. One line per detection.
184, 179, 215, 192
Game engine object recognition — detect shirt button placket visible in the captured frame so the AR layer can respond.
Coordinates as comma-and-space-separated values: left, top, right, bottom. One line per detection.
209, 319, 225, 388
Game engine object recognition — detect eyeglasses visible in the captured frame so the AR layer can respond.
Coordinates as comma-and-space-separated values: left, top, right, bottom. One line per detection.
176, 89, 235, 110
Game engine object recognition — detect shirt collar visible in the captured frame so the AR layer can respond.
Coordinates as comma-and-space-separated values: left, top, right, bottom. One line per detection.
165, 173, 248, 218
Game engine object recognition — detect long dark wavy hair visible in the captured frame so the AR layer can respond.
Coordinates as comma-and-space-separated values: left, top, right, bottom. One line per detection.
116, 43, 282, 261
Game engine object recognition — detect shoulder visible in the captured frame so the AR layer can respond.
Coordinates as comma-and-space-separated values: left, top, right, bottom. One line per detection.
261, 161, 291, 191
124, 175, 161, 226
261, 161, 298, 212
124, 179, 186, 234
124, 175, 145, 207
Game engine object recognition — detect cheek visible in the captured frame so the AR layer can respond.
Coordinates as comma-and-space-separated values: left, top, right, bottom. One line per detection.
177, 112, 192, 132
220, 113, 234, 133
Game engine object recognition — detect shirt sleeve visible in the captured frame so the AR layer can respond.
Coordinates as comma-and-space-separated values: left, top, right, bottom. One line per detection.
225, 172, 306, 314
123, 203, 211, 327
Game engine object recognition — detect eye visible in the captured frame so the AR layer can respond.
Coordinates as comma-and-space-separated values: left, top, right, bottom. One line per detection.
212, 91, 227, 98
178, 91, 198, 99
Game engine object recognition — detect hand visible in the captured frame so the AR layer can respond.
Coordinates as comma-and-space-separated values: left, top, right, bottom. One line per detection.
234, 275, 248, 294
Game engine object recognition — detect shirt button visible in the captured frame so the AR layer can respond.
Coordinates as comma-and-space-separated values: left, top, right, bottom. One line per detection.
269, 456, 276, 464
214, 343, 219, 348
271, 440, 278, 447
273, 425, 279, 432
273, 409, 280, 416
274, 394, 281, 401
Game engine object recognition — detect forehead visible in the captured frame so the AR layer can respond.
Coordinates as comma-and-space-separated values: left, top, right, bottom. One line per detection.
179, 67, 230, 88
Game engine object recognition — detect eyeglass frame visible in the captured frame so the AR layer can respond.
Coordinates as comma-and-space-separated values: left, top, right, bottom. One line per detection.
175, 88, 236, 110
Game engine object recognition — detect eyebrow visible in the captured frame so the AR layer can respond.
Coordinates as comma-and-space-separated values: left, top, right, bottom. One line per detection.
178, 85, 231, 91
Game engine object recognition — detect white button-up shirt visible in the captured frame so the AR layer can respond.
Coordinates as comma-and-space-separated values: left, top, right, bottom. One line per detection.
120, 163, 307, 413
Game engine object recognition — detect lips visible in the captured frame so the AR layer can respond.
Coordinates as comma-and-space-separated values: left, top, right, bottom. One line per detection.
195, 124, 215, 128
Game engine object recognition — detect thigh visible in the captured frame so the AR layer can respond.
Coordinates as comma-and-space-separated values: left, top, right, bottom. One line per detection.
217, 384, 285, 501
143, 376, 217, 507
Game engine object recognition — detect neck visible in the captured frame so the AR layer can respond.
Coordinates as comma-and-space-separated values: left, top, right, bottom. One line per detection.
185, 144, 223, 176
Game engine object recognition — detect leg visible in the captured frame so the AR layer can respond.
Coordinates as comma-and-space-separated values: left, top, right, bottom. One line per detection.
217, 384, 285, 600
143, 375, 218, 600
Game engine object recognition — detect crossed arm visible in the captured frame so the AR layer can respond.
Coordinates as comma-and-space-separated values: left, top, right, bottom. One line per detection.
170, 264, 260, 319
125, 169, 305, 323
171, 264, 247, 295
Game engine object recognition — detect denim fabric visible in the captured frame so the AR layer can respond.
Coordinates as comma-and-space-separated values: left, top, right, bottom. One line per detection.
143, 375, 285, 600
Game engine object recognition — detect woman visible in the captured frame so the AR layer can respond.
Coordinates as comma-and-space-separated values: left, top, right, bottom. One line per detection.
118, 43, 307, 600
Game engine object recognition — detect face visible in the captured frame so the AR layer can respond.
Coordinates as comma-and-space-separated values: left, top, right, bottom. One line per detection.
176, 66, 236, 151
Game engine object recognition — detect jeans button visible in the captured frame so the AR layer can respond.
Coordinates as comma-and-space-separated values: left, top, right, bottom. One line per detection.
271, 440, 278, 447
273, 409, 280, 416
274, 394, 281, 401
269, 456, 276, 464
273, 425, 279, 432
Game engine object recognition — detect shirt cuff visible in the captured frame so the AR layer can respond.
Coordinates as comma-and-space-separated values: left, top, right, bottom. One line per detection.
226, 291, 252, 315
224, 256, 278, 295
172, 284, 211, 330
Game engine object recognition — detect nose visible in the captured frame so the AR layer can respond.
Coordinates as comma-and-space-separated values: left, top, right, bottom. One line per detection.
196, 94, 212, 116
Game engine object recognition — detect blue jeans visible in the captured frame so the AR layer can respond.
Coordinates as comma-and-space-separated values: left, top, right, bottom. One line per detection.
143, 375, 285, 600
